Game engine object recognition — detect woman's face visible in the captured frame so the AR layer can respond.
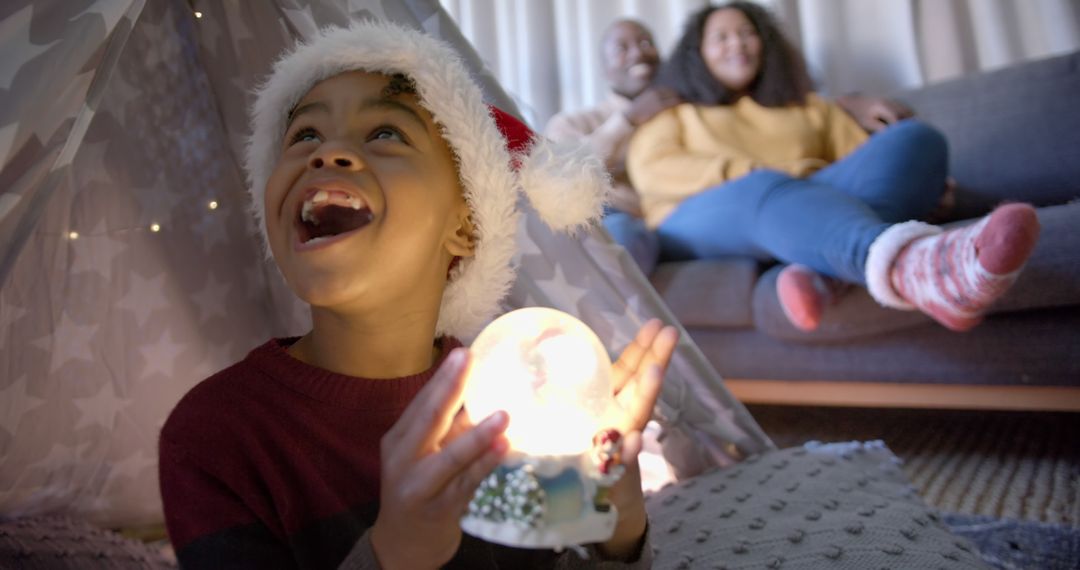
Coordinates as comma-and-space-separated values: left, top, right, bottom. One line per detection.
700, 8, 763, 95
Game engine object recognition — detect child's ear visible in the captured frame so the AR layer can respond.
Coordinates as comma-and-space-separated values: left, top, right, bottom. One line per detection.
445, 206, 476, 258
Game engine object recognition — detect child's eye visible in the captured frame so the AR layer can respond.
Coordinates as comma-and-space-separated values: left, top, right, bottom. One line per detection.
368, 126, 407, 144
289, 127, 321, 146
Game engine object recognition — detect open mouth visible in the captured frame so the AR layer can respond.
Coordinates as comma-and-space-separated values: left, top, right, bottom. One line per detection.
628, 62, 654, 79
296, 189, 374, 245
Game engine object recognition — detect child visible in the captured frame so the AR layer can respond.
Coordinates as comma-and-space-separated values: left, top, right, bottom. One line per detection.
159, 21, 678, 569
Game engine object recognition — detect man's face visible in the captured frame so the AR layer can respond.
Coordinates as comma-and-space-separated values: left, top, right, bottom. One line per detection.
264, 71, 473, 315
602, 21, 660, 99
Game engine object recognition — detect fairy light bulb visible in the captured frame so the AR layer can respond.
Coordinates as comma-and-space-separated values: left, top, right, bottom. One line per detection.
208, 200, 218, 210
463, 308, 615, 456
150, 223, 161, 233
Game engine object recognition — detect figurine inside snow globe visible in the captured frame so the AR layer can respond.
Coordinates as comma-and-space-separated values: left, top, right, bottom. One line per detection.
460, 308, 627, 551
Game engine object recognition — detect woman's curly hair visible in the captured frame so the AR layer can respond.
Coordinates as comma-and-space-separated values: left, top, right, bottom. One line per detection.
656, 1, 812, 107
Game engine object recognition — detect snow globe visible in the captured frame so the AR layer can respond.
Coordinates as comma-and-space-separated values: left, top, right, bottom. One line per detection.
460, 308, 626, 552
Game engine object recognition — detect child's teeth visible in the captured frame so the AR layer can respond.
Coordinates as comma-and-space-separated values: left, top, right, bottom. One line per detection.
301, 191, 364, 224
302, 190, 331, 224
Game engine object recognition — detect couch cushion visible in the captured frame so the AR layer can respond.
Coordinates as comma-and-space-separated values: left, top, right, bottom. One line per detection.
898, 50, 1080, 217
646, 441, 988, 569
689, 306, 1080, 386
753, 265, 927, 342
650, 259, 758, 328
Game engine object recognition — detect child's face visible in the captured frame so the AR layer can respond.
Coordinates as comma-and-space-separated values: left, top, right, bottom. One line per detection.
264, 71, 474, 315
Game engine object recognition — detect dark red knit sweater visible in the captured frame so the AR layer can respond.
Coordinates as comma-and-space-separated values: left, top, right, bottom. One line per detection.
159, 338, 649, 569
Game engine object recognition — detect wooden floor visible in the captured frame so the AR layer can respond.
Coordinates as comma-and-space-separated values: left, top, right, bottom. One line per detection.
725, 379, 1080, 411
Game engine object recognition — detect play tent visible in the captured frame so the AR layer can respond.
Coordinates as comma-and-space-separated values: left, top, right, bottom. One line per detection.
0, 0, 770, 529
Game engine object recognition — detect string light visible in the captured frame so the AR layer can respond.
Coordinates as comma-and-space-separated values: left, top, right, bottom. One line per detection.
53, 185, 221, 240
194, 11, 203, 19
52, 204, 221, 238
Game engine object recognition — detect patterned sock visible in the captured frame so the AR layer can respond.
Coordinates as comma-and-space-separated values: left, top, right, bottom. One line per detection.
886, 203, 1040, 331
776, 264, 850, 332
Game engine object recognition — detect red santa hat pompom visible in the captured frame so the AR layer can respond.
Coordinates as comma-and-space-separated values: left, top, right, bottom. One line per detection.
244, 21, 609, 339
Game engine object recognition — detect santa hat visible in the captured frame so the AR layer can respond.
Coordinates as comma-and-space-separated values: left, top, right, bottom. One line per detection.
244, 21, 609, 339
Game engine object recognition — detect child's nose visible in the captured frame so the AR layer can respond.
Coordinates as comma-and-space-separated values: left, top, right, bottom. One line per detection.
308, 144, 363, 171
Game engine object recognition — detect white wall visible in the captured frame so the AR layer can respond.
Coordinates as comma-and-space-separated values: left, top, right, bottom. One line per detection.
440, 0, 1080, 129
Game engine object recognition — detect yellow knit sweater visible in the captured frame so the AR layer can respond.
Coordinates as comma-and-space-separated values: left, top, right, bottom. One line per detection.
626, 93, 869, 228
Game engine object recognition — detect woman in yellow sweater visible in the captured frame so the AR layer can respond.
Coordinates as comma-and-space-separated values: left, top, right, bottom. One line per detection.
627, 2, 1040, 333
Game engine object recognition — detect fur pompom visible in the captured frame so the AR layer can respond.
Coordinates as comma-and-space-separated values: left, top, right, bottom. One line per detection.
516, 138, 610, 233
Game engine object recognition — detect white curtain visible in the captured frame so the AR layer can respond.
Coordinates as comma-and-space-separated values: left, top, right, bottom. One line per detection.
440, 0, 1080, 129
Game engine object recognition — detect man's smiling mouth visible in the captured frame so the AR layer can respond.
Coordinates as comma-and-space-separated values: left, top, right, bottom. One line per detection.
296, 188, 374, 245
628, 62, 654, 78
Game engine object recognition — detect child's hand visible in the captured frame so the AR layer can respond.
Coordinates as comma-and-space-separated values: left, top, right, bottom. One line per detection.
600, 319, 679, 559
370, 348, 509, 570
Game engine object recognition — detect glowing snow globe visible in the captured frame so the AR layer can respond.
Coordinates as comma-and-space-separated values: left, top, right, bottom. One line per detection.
460, 308, 627, 552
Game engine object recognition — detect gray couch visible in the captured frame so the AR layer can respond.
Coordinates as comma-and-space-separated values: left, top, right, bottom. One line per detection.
649, 51, 1080, 410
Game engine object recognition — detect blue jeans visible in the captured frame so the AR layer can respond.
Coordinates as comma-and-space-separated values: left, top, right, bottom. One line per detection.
604, 209, 660, 274
656, 120, 948, 284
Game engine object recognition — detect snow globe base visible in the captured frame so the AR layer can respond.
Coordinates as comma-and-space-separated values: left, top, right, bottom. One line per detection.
460, 452, 621, 551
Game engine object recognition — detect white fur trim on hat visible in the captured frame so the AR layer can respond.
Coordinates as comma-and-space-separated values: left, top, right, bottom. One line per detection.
864, 220, 942, 309
243, 21, 606, 339
516, 138, 610, 233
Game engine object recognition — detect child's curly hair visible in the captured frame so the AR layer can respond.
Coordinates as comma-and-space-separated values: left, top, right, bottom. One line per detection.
382, 73, 418, 97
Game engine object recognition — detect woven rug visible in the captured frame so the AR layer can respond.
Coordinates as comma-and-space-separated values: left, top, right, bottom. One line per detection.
747, 405, 1080, 526
942, 513, 1080, 569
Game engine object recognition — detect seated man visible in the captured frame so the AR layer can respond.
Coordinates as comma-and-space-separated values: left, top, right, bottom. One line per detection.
546, 19, 676, 274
